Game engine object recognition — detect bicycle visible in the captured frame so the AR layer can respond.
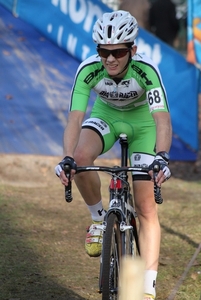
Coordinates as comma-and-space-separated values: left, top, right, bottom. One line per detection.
64, 133, 162, 300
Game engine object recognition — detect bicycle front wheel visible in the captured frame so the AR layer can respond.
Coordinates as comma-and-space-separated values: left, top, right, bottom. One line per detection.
100, 213, 121, 300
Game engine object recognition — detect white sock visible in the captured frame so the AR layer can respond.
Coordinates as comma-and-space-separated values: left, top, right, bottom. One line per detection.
144, 270, 157, 297
87, 200, 106, 221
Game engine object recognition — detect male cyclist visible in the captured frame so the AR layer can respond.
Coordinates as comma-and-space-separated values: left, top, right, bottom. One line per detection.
55, 10, 172, 300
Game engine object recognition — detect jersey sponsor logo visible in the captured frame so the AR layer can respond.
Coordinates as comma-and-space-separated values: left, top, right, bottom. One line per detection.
131, 65, 153, 86
121, 80, 130, 87
104, 79, 131, 87
100, 91, 138, 100
82, 118, 110, 135
131, 153, 153, 174
100, 91, 118, 98
147, 88, 165, 112
84, 65, 104, 84
134, 153, 141, 161
132, 164, 149, 168
105, 80, 114, 86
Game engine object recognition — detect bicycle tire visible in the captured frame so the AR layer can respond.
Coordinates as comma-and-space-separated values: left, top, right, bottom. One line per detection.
128, 215, 140, 257
125, 193, 140, 257
101, 213, 121, 300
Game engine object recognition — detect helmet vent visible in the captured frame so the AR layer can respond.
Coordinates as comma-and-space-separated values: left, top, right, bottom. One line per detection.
117, 33, 123, 40
128, 28, 134, 35
107, 26, 112, 38
98, 33, 103, 41
119, 24, 126, 30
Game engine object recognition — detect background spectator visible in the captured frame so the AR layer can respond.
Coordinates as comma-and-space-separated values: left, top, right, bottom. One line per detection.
119, 0, 150, 30
149, 0, 180, 46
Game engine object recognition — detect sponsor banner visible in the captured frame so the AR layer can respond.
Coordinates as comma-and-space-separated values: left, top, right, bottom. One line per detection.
187, 0, 201, 67
0, 0, 199, 160
15, 0, 107, 62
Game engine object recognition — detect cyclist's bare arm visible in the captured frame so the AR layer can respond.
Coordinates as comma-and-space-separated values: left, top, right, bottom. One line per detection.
151, 111, 172, 185
60, 110, 85, 185
63, 110, 85, 156
153, 111, 172, 153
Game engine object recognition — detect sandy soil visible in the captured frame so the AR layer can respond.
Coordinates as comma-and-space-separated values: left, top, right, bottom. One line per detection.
0, 149, 200, 189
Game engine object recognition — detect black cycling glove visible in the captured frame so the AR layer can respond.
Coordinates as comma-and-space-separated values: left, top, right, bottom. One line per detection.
149, 151, 171, 181
55, 156, 77, 177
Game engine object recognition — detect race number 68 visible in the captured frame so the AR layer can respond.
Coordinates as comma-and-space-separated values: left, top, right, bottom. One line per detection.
148, 89, 162, 105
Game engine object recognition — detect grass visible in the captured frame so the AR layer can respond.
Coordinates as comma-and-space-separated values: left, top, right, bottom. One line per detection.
0, 159, 201, 300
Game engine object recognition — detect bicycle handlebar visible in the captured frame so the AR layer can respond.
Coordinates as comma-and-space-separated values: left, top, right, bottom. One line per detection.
63, 164, 163, 204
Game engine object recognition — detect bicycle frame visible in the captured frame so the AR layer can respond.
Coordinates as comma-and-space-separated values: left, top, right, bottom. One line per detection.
98, 133, 139, 250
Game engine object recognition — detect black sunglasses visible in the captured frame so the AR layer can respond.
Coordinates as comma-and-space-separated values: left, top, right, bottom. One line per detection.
97, 47, 131, 59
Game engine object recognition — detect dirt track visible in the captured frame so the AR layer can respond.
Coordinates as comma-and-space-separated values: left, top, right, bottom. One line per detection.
0, 149, 200, 189
0, 152, 200, 300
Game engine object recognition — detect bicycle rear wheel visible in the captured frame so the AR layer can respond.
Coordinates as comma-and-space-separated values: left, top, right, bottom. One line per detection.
100, 213, 122, 300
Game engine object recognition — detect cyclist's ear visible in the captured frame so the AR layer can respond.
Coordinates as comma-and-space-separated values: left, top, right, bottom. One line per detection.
131, 45, 137, 56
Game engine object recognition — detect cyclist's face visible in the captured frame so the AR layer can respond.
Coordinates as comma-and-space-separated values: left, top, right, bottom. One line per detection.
98, 44, 137, 77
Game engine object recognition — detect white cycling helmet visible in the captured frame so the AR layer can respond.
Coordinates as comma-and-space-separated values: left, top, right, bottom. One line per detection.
92, 10, 138, 45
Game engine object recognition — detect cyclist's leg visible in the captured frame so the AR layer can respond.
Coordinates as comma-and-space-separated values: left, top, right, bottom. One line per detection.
128, 118, 159, 298
73, 100, 118, 207
73, 117, 116, 257
131, 157, 160, 273
132, 180, 160, 298
73, 127, 102, 207
73, 117, 116, 207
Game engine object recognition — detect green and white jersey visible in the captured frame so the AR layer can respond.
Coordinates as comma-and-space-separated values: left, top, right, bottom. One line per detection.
70, 53, 169, 113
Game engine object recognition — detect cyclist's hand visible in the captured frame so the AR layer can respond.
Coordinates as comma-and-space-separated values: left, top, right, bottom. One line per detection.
55, 156, 77, 186
149, 152, 171, 186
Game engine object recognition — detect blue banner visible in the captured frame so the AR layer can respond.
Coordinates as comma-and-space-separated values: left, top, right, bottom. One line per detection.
0, 0, 14, 12
187, 0, 201, 67
0, 0, 199, 160
14, 0, 108, 62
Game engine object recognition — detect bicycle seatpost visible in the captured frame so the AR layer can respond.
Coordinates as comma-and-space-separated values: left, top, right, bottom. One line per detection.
119, 133, 128, 167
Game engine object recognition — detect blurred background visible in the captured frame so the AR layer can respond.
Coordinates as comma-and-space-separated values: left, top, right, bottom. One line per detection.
102, 0, 187, 54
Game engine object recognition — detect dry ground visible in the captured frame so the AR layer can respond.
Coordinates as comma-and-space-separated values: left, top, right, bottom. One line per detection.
0, 153, 201, 300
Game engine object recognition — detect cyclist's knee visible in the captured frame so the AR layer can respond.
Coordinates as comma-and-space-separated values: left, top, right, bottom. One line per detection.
136, 203, 158, 220
134, 183, 157, 218
74, 148, 95, 166
135, 198, 158, 225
